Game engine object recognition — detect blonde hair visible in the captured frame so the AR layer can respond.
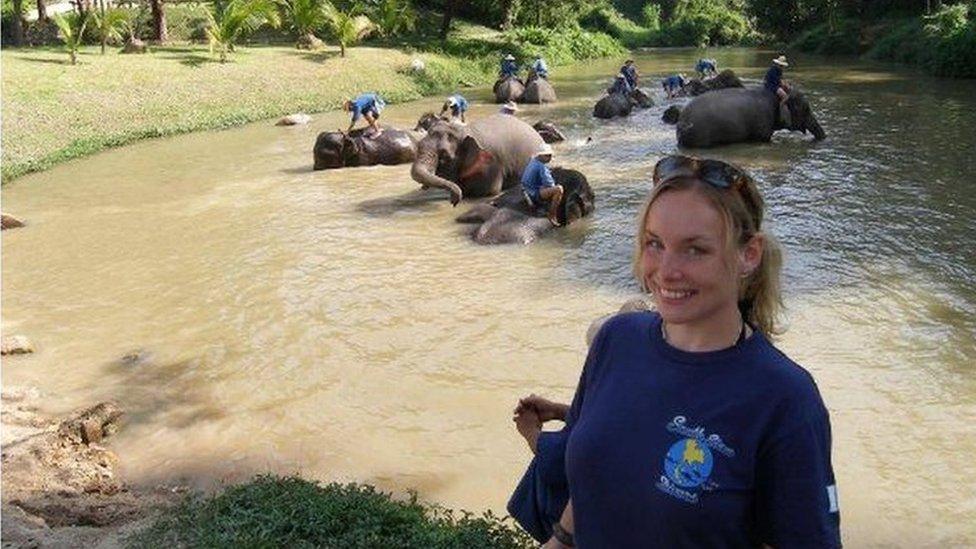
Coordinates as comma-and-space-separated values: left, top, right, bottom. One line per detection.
632, 174, 785, 338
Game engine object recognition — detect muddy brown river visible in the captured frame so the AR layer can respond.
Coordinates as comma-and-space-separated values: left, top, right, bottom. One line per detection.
3, 48, 975, 546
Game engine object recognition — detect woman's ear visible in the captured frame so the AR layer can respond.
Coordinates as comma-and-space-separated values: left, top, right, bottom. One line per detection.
739, 233, 764, 276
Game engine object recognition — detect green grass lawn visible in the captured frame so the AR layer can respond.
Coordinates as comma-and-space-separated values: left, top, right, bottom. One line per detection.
0, 41, 494, 184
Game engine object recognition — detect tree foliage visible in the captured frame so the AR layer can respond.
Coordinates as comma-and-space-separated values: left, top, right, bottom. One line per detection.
205, 0, 281, 62
323, 3, 374, 56
91, 4, 130, 54
52, 11, 89, 64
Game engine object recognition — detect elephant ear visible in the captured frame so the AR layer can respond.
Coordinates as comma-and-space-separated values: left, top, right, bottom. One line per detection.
341, 135, 361, 167
457, 135, 496, 182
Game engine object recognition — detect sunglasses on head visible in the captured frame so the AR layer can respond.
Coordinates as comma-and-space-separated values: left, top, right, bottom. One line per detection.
652, 155, 751, 191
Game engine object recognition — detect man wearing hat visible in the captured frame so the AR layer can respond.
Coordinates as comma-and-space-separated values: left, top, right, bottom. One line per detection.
499, 101, 519, 115
765, 55, 790, 105
439, 93, 469, 123
530, 56, 549, 79
661, 73, 686, 99
500, 53, 519, 79
521, 143, 564, 227
620, 59, 639, 89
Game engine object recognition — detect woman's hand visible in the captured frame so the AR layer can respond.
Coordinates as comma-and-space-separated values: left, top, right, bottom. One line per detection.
541, 537, 572, 549
514, 394, 569, 423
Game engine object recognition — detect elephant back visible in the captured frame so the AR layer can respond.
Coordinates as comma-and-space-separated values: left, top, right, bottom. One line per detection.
593, 93, 633, 119
494, 76, 526, 103
468, 114, 544, 185
522, 77, 557, 104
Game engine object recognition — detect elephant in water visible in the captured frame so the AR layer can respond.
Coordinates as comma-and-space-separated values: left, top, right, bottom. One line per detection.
676, 87, 826, 148
456, 168, 595, 245
532, 120, 566, 143
494, 76, 526, 103
313, 127, 419, 170
676, 69, 744, 97
522, 75, 557, 104
593, 88, 654, 119
410, 114, 545, 205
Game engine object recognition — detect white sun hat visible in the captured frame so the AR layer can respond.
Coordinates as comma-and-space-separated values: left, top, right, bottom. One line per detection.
773, 55, 789, 66
446, 96, 458, 106
536, 143, 554, 157
501, 101, 519, 112
504, 54, 515, 60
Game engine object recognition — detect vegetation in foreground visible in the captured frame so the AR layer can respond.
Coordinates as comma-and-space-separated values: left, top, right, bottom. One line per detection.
126, 474, 533, 548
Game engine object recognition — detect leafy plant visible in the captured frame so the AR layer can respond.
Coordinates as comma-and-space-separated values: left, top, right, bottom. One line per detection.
324, 3, 373, 57
279, 0, 330, 48
52, 12, 89, 65
91, 6, 130, 54
372, 0, 415, 37
205, 0, 281, 62
125, 475, 534, 548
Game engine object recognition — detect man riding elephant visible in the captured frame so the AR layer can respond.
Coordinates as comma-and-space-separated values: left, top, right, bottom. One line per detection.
410, 114, 545, 205
675, 85, 826, 148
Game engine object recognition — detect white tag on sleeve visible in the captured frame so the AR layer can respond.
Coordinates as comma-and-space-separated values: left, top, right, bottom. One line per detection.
826, 484, 839, 513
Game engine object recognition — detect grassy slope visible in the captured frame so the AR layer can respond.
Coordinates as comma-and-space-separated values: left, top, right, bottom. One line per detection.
0, 31, 496, 184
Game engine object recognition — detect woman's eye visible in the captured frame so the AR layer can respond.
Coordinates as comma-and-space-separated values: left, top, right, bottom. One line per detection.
687, 246, 706, 256
646, 240, 663, 251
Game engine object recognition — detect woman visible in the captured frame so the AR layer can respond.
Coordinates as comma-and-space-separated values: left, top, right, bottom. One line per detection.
515, 155, 841, 548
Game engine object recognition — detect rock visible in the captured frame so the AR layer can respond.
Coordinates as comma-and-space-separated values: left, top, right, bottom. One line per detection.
2, 386, 41, 403
276, 113, 311, 126
59, 403, 123, 445
81, 419, 103, 444
410, 58, 425, 72
1, 335, 35, 355
296, 33, 323, 50
120, 37, 147, 54
2, 213, 25, 230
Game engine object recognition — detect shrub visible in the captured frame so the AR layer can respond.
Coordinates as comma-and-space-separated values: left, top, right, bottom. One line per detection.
865, 4, 976, 78
133, 3, 211, 42
790, 17, 861, 55
125, 475, 534, 548
579, 5, 656, 48
661, 0, 755, 47
502, 24, 625, 66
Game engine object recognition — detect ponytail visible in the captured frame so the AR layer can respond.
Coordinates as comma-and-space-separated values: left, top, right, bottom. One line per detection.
739, 232, 784, 338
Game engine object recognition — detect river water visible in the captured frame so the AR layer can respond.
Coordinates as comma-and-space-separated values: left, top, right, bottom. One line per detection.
3, 48, 974, 546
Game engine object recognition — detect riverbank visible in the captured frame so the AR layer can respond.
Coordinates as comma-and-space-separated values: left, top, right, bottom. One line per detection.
0, 20, 622, 185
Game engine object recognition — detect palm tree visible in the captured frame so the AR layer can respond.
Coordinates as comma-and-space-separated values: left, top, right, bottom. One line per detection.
205, 0, 281, 63
53, 12, 89, 64
372, 0, 415, 38
149, 0, 167, 42
279, 0, 329, 49
323, 4, 372, 57
92, 0, 130, 54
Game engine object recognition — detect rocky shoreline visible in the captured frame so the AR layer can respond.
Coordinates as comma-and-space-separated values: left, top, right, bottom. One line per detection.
1, 388, 183, 548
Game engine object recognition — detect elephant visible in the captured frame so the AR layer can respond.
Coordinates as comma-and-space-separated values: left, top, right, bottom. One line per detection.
414, 112, 442, 132
494, 75, 526, 103
593, 92, 633, 119
662, 105, 682, 124
676, 87, 826, 148
455, 168, 595, 245
677, 69, 744, 98
313, 126, 419, 170
522, 75, 557, 104
410, 114, 545, 205
533, 120, 566, 143
593, 88, 654, 119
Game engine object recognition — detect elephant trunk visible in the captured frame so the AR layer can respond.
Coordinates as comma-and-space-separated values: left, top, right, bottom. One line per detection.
411, 150, 463, 206
808, 115, 826, 141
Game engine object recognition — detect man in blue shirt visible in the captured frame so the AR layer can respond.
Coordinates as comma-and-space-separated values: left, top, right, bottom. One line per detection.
695, 57, 717, 78
620, 59, 639, 89
500, 54, 519, 78
765, 55, 790, 106
439, 94, 469, 123
520, 143, 563, 227
530, 57, 549, 79
343, 93, 384, 136
608, 73, 632, 96
662, 73, 686, 98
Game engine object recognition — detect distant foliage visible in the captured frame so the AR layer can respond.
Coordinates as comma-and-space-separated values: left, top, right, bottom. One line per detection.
580, 5, 657, 47
324, 4, 375, 56
205, 0, 281, 62
866, 2, 976, 77
53, 12, 89, 64
370, 0, 416, 37
789, 17, 861, 55
126, 475, 534, 548
663, 0, 755, 47
503, 24, 625, 65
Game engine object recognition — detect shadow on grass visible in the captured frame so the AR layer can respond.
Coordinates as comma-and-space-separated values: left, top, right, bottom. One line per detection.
279, 48, 341, 63
14, 56, 74, 65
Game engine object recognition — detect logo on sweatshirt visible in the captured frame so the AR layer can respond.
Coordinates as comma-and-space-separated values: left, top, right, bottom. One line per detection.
656, 415, 736, 504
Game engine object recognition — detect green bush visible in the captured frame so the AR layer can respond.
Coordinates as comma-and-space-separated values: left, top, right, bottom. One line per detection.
133, 3, 211, 42
790, 17, 861, 55
865, 4, 976, 78
661, 0, 755, 47
579, 5, 656, 48
126, 475, 533, 548
502, 24, 625, 66
641, 4, 662, 32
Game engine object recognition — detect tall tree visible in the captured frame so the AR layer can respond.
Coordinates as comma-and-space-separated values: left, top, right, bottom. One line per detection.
500, 0, 519, 30
36, 0, 47, 21
149, 0, 167, 41
10, 0, 25, 45
439, 0, 455, 40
